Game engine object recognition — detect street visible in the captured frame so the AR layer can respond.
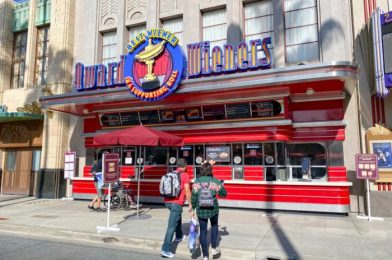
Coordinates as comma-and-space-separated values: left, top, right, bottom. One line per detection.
0, 233, 178, 260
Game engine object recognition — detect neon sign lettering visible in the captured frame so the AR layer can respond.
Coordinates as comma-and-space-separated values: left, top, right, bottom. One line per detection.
187, 37, 272, 77
73, 33, 273, 101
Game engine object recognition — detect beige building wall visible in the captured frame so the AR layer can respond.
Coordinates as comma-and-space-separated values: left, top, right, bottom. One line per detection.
41, 0, 75, 170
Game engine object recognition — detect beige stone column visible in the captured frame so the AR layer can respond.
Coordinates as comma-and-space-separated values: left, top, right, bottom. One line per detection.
183, 0, 200, 44
227, 0, 242, 46
24, 0, 37, 89
41, 0, 75, 171
147, 0, 159, 28
273, 0, 285, 67
0, 0, 14, 96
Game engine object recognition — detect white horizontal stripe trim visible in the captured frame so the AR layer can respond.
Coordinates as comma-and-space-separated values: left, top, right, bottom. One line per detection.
292, 120, 347, 128
71, 177, 352, 187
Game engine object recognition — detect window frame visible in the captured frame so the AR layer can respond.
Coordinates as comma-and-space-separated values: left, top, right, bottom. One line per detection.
101, 31, 117, 66
11, 30, 28, 89
34, 26, 50, 85
202, 8, 227, 49
283, 0, 320, 64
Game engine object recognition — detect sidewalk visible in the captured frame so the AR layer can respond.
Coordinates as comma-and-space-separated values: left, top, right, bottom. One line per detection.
0, 198, 391, 260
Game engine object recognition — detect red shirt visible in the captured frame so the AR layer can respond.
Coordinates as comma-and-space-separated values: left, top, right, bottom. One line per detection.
164, 168, 190, 206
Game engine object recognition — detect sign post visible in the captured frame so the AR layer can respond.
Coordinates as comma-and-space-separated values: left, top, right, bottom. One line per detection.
355, 154, 384, 221
63, 151, 76, 200
97, 153, 120, 233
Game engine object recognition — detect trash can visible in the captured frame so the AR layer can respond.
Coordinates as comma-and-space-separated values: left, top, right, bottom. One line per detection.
36, 169, 66, 199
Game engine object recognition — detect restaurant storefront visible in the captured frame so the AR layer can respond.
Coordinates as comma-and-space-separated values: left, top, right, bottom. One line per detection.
40, 29, 357, 213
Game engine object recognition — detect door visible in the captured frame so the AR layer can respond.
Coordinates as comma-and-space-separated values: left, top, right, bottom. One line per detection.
2, 150, 16, 194
2, 150, 32, 195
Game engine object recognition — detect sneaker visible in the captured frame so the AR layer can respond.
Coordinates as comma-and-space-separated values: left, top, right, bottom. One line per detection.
88, 205, 95, 210
203, 257, 209, 260
173, 234, 186, 242
160, 251, 175, 258
211, 247, 220, 256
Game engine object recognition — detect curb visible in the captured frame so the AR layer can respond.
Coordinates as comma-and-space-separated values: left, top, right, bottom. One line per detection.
0, 223, 255, 260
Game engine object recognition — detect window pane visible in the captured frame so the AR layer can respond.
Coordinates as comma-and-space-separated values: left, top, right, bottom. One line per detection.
288, 143, 326, 165
328, 141, 344, 166
6, 151, 16, 171
145, 147, 168, 165
244, 143, 263, 165
102, 31, 117, 66
128, 25, 146, 41
284, 0, 319, 63
32, 150, 41, 171
194, 145, 204, 165
12, 31, 27, 89
203, 9, 227, 48
35, 26, 50, 85
286, 42, 319, 64
264, 143, 276, 166
180, 145, 193, 165
162, 18, 183, 44
285, 8, 317, 28
284, 0, 316, 11
285, 25, 318, 45
232, 144, 243, 165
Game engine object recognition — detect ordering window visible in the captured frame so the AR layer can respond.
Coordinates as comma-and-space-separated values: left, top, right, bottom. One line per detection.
244, 143, 263, 165
287, 143, 327, 180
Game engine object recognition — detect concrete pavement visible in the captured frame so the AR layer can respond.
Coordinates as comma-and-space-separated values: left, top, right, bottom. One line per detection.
0, 197, 391, 260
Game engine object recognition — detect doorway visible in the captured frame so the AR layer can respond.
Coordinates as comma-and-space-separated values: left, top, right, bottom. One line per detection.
2, 149, 33, 195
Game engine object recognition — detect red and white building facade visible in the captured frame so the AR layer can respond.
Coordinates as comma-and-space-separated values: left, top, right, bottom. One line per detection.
39, 0, 392, 213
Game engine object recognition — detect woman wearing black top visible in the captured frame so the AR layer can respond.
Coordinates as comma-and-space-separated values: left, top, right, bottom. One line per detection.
88, 157, 104, 211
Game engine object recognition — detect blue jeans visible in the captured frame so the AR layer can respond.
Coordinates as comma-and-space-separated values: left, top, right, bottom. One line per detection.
161, 203, 183, 252
199, 214, 219, 258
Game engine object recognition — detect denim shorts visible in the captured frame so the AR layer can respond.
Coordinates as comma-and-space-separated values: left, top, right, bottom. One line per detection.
94, 181, 104, 198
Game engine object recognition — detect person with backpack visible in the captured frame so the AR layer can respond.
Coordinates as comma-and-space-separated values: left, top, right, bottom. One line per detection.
160, 158, 192, 258
191, 161, 227, 260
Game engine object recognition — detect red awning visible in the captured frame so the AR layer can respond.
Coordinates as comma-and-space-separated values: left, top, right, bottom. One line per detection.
93, 125, 184, 147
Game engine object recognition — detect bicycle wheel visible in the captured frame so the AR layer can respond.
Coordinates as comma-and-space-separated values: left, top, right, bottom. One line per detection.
103, 193, 121, 210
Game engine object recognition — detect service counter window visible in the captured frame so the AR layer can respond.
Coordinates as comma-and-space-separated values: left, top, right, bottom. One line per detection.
168, 147, 178, 165
181, 145, 193, 166
232, 144, 243, 165
288, 143, 327, 180
194, 145, 204, 165
244, 143, 263, 165
145, 147, 168, 165
122, 147, 136, 166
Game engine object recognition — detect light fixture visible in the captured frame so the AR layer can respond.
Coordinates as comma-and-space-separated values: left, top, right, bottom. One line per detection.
306, 88, 315, 95
82, 108, 89, 114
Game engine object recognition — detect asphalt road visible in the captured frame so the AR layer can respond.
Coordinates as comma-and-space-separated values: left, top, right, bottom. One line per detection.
0, 233, 181, 260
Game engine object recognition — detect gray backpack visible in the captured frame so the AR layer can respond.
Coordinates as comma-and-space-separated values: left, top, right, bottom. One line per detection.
159, 171, 181, 198
199, 182, 214, 207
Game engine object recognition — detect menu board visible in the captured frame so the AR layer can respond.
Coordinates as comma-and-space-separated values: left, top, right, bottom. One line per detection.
186, 107, 202, 121
206, 146, 230, 162
120, 112, 139, 126
251, 101, 282, 117
226, 103, 251, 119
100, 113, 121, 127
160, 110, 175, 122
203, 105, 225, 121
139, 110, 160, 124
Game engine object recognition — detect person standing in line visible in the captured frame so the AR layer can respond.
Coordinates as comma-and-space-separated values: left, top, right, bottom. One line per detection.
88, 153, 104, 212
161, 158, 192, 258
191, 161, 227, 260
